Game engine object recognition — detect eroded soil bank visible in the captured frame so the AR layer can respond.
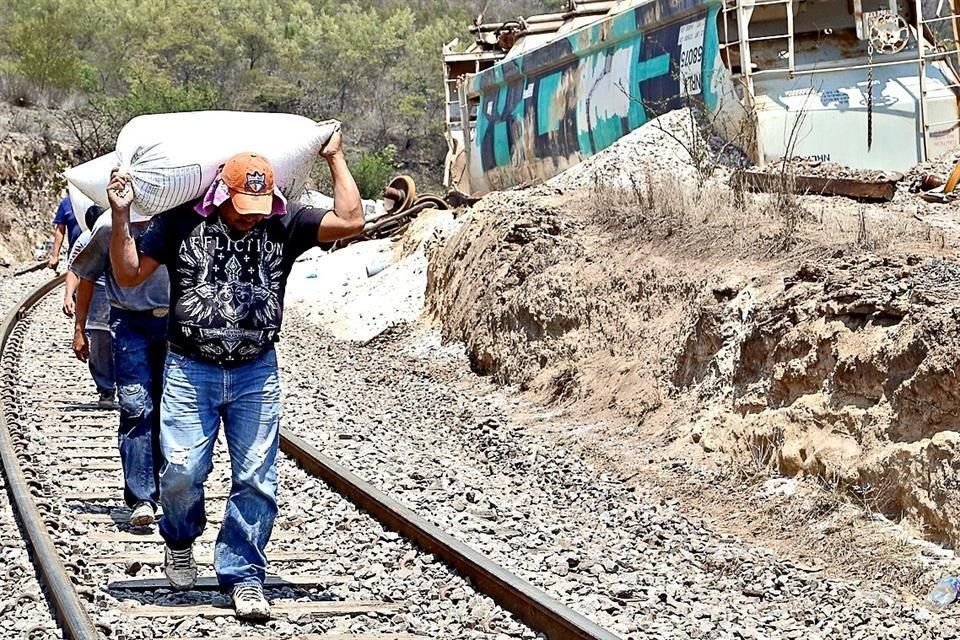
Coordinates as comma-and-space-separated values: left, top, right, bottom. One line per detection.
0, 123, 77, 264
425, 180, 960, 560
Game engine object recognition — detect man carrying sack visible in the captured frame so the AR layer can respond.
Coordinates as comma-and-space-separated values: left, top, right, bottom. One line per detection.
108, 129, 363, 620
70, 209, 170, 527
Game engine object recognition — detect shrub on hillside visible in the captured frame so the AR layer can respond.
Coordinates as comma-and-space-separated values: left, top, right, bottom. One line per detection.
0, 62, 40, 107
6, 12, 94, 99
352, 145, 397, 199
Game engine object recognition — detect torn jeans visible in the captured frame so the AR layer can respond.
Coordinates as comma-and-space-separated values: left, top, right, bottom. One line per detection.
158, 348, 281, 588
110, 308, 167, 508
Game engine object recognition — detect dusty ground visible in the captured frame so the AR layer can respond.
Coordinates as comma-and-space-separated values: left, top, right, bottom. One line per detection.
423, 110, 960, 597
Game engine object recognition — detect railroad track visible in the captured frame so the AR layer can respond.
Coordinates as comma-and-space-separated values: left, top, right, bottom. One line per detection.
0, 275, 620, 640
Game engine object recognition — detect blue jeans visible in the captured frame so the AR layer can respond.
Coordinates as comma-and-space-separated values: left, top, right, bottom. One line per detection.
110, 308, 167, 508
87, 328, 114, 395
158, 349, 281, 588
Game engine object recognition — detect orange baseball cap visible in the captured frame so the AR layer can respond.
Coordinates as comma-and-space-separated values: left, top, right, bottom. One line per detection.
221, 152, 276, 215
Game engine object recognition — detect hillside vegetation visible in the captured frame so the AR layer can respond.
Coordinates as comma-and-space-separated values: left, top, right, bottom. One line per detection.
1, 0, 561, 193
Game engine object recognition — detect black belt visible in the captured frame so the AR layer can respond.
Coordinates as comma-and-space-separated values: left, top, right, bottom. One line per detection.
167, 342, 190, 358
167, 342, 274, 368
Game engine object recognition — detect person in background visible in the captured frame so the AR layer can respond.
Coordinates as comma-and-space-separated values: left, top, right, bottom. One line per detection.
70, 207, 170, 527
48, 194, 82, 271
65, 206, 117, 409
108, 130, 363, 621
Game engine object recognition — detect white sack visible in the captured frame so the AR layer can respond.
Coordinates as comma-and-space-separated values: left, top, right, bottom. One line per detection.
67, 182, 97, 233
66, 111, 340, 220
67, 152, 116, 229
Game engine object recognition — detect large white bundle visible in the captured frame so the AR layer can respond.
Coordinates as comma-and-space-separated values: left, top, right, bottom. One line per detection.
66, 111, 339, 220
67, 182, 96, 233
67, 152, 115, 229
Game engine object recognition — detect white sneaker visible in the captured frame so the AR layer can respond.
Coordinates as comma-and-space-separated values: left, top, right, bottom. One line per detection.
129, 501, 155, 527
232, 582, 271, 621
163, 544, 197, 591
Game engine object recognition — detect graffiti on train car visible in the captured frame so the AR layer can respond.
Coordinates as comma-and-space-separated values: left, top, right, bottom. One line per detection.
468, 4, 722, 189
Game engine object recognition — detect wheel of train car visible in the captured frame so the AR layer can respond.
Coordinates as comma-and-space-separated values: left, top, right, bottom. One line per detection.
868, 13, 909, 55
944, 159, 960, 194
414, 195, 449, 210
385, 175, 417, 214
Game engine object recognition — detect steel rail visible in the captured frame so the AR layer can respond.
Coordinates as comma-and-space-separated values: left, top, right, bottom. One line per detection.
13, 260, 49, 277
7, 276, 621, 640
0, 274, 101, 639
281, 430, 622, 640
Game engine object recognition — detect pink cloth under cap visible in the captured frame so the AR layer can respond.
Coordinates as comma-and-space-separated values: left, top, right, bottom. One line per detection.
194, 176, 287, 217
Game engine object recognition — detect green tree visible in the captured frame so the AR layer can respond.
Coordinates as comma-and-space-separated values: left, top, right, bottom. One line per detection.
3, 0, 561, 183
352, 145, 397, 199
8, 9, 92, 92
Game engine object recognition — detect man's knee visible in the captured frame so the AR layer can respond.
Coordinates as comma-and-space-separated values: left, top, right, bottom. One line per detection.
231, 460, 278, 498
161, 448, 209, 495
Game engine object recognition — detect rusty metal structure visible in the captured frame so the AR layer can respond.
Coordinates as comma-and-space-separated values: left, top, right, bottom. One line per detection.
443, 0, 960, 196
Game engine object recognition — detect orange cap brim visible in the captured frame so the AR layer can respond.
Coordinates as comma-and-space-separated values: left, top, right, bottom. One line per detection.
230, 191, 273, 216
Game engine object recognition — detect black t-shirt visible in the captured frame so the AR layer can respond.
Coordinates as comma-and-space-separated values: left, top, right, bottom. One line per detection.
138, 200, 328, 366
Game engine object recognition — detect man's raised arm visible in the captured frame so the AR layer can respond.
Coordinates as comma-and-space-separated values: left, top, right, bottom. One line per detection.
317, 131, 364, 243
108, 171, 160, 287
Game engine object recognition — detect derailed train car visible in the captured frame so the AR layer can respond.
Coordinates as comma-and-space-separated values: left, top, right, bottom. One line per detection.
443, 0, 960, 195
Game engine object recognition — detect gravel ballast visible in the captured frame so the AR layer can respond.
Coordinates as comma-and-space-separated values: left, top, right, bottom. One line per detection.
279, 314, 960, 640
9, 292, 534, 640
0, 268, 69, 640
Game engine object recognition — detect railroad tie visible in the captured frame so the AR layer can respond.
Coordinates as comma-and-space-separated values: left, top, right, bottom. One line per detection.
57, 449, 117, 459
60, 462, 121, 471
158, 635, 428, 640
118, 601, 403, 619
89, 550, 327, 566
107, 574, 348, 591
62, 490, 231, 502
87, 529, 301, 543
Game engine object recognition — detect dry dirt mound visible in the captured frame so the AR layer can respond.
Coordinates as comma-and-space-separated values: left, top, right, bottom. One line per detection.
675, 254, 960, 545
426, 160, 960, 557
426, 187, 707, 421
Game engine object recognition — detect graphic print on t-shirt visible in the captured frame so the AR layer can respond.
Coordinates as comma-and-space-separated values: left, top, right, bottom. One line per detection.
175, 218, 283, 362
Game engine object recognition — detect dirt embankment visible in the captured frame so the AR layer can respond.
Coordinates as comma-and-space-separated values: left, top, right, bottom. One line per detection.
0, 132, 76, 265
0, 106, 81, 266
426, 187, 706, 420
678, 255, 960, 541
426, 112, 960, 554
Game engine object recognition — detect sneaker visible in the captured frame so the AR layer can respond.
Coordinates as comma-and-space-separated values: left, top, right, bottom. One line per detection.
97, 391, 118, 410
164, 544, 197, 591
128, 501, 155, 527
232, 582, 271, 621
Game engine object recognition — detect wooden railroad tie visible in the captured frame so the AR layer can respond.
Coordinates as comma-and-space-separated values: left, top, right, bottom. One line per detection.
119, 601, 402, 619
159, 635, 427, 640
90, 550, 329, 566
108, 574, 348, 591
87, 529, 301, 543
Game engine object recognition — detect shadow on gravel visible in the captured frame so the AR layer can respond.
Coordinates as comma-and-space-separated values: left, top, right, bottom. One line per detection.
59, 403, 110, 412
110, 586, 342, 603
